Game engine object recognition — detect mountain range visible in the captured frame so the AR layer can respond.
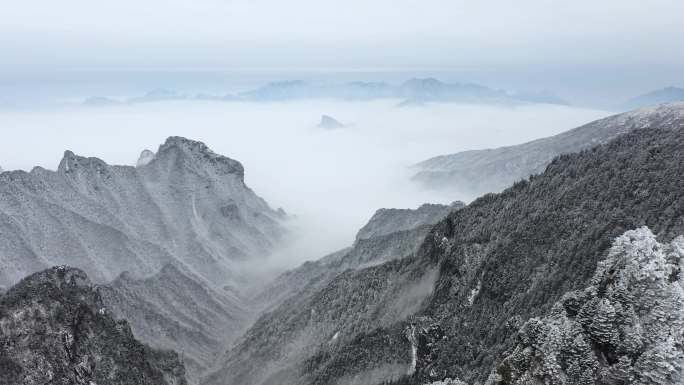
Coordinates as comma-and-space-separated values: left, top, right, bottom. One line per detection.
623, 86, 684, 110
1, 102, 683, 385
413, 102, 684, 197
82, 79, 568, 107
206, 105, 684, 385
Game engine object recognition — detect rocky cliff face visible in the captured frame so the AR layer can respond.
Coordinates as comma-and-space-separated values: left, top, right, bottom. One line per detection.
0, 266, 187, 385
413, 102, 684, 197
0, 136, 287, 288
207, 121, 684, 385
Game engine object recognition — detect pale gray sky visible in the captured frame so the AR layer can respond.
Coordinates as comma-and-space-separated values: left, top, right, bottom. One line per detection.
2, 0, 683, 72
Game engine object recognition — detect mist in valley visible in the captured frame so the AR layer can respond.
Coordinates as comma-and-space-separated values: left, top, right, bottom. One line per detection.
0, 99, 609, 272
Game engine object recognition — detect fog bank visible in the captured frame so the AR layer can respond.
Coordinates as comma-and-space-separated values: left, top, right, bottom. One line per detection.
0, 100, 609, 268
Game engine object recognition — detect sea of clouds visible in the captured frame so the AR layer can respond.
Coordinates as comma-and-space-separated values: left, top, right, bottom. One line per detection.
0, 99, 609, 269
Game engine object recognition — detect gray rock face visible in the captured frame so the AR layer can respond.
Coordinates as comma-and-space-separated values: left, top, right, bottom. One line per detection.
413, 102, 684, 197
98, 264, 249, 384
0, 136, 287, 288
0, 265, 187, 385
317, 114, 345, 129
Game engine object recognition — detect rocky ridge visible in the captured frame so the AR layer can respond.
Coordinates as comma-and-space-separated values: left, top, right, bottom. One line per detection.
0, 136, 287, 288
413, 102, 684, 197
0, 265, 187, 385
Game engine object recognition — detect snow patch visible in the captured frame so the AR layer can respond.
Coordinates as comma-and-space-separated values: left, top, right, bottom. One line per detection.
406, 325, 418, 375
467, 279, 481, 306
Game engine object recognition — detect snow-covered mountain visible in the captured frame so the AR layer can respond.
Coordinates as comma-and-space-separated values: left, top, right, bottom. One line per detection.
205, 120, 684, 385
0, 136, 288, 288
252, 201, 464, 312
413, 102, 684, 197
207, 201, 464, 385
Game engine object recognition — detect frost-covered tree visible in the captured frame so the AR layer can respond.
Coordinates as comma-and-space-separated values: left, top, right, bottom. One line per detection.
492, 227, 684, 385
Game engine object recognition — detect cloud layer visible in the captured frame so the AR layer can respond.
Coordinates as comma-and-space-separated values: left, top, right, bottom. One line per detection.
0, 100, 609, 267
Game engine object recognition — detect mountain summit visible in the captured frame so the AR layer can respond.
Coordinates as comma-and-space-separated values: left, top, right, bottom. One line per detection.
0, 136, 287, 288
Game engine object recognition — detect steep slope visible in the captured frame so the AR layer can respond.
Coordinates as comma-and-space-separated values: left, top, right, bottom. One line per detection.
210, 202, 463, 385
413, 102, 684, 197
253, 201, 463, 311
623, 86, 684, 110
356, 202, 464, 241
0, 266, 187, 385
98, 264, 249, 384
0, 136, 287, 288
207, 122, 684, 385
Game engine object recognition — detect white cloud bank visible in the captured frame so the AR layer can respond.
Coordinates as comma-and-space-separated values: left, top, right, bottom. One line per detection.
0, 100, 609, 267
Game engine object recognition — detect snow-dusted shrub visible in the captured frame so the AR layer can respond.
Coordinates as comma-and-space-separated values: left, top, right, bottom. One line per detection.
493, 227, 684, 385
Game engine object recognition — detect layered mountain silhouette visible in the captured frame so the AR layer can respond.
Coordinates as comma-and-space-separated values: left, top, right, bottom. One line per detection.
413, 102, 684, 197
241, 78, 567, 106
86, 79, 567, 107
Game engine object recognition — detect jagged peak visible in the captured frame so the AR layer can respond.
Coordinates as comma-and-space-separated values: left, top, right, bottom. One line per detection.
156, 136, 245, 178
58, 150, 111, 174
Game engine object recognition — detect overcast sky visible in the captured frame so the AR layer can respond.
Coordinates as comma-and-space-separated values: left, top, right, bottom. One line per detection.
2, 0, 683, 71
1, 0, 683, 106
